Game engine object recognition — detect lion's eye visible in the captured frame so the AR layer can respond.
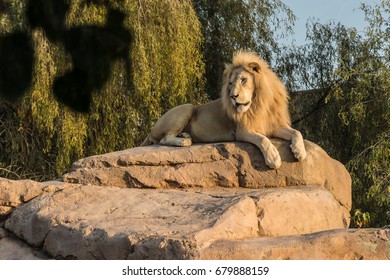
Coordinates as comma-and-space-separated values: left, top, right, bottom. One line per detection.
228, 82, 233, 89
241, 78, 247, 85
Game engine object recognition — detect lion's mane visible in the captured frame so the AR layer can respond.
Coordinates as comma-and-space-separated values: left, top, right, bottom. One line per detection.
221, 50, 291, 136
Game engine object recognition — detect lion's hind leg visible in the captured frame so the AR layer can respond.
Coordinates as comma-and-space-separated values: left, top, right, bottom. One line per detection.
160, 134, 192, 147
147, 104, 195, 147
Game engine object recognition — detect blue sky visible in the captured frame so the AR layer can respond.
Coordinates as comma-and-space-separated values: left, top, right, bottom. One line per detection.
281, 0, 382, 45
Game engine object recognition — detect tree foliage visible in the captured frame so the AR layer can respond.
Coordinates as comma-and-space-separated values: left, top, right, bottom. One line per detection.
0, 0, 205, 180
1, 0, 388, 229
0, 0, 133, 111
279, 1, 389, 227
192, 0, 295, 99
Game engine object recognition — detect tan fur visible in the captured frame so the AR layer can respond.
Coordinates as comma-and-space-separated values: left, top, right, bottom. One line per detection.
141, 50, 307, 169
222, 50, 290, 135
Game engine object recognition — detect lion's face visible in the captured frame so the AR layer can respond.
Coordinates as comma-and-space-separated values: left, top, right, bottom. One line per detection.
227, 67, 256, 113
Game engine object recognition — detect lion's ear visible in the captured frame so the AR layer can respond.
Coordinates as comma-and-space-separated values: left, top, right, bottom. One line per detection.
247, 62, 260, 73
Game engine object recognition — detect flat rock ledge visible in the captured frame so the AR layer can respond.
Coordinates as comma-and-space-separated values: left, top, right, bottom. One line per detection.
201, 226, 390, 260
1, 140, 388, 259
63, 140, 351, 210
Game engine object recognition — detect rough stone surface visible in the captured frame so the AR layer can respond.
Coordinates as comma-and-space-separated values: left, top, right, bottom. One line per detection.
200, 227, 390, 260
1, 141, 385, 260
0, 178, 72, 220
0, 178, 42, 219
0, 236, 48, 260
63, 140, 352, 211
255, 187, 349, 236
4, 184, 349, 259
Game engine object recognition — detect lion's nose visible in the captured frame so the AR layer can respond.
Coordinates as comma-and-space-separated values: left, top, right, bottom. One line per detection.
231, 93, 239, 99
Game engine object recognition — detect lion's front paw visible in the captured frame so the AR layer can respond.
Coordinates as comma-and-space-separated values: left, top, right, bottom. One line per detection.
264, 144, 282, 169
290, 138, 307, 161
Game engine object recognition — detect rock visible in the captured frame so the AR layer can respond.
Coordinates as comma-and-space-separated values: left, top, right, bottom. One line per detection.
1, 220, 47, 259
255, 187, 349, 236
5, 184, 348, 259
0, 206, 12, 218
0, 226, 10, 239
63, 140, 352, 211
200, 227, 390, 260
0, 178, 42, 219
0, 178, 72, 220
0, 140, 365, 260
5, 185, 256, 259
0, 236, 48, 260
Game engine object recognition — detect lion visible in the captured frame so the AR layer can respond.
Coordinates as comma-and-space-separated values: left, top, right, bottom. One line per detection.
141, 50, 306, 169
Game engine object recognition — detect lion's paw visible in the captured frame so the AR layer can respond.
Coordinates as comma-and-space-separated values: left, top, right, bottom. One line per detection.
264, 144, 282, 169
180, 137, 192, 147
177, 133, 192, 147
290, 138, 307, 161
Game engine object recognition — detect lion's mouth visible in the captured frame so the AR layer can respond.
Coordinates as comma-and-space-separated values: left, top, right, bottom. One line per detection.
235, 101, 250, 107
231, 98, 251, 112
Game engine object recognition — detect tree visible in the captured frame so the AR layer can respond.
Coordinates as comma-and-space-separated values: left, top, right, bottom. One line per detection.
278, 1, 389, 227
0, 0, 205, 180
192, 0, 295, 99
0, 0, 132, 112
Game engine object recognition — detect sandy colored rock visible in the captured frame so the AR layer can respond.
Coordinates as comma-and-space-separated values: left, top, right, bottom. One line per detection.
255, 187, 349, 236
0, 178, 42, 206
1, 141, 360, 260
5, 185, 258, 259
200, 227, 390, 260
5, 183, 348, 259
63, 140, 352, 211
0, 178, 72, 219
1, 178, 44, 220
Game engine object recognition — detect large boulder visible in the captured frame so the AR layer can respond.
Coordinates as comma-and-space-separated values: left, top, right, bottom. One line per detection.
0, 178, 72, 220
63, 140, 351, 211
201, 226, 390, 260
2, 140, 378, 260
0, 178, 43, 218
5, 184, 349, 259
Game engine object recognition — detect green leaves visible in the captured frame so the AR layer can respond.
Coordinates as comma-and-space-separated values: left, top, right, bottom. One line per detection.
193, 0, 295, 99
0, 0, 205, 179
1, 0, 132, 113
282, 1, 390, 227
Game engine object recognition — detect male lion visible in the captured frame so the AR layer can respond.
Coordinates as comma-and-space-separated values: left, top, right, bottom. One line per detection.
141, 50, 306, 169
